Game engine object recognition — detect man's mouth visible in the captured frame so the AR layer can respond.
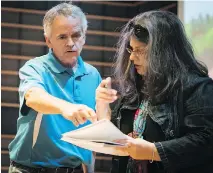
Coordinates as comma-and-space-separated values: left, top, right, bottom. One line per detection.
66, 50, 77, 53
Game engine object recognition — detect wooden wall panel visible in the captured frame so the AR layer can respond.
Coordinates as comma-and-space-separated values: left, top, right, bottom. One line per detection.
1, 43, 20, 55
1, 11, 20, 23
103, 51, 116, 62
19, 44, 47, 57
1, 91, 19, 104
1, 107, 19, 134
1, 58, 20, 71
1, 75, 19, 87
20, 29, 45, 42
21, 13, 43, 25
1, 27, 19, 39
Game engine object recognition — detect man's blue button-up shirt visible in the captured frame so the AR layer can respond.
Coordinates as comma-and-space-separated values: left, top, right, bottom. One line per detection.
9, 50, 102, 168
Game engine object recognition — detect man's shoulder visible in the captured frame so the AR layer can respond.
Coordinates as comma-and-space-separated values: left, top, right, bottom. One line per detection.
20, 54, 49, 70
84, 62, 100, 75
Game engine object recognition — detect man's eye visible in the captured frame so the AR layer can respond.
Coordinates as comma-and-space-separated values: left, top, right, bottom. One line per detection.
59, 35, 67, 39
72, 33, 81, 38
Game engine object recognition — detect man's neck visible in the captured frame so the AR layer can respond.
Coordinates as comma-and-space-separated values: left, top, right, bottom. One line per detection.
72, 63, 78, 74
51, 50, 78, 73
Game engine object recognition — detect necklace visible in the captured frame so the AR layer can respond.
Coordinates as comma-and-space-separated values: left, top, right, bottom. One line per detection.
132, 100, 149, 139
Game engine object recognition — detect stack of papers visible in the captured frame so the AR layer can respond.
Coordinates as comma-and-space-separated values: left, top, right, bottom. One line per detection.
61, 119, 129, 156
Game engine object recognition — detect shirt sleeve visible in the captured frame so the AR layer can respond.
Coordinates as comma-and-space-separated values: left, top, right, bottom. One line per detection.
19, 60, 46, 116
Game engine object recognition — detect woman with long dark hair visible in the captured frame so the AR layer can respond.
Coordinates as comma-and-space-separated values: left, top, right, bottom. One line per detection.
96, 11, 213, 173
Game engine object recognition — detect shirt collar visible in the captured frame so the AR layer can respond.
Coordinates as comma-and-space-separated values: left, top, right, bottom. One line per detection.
46, 49, 88, 77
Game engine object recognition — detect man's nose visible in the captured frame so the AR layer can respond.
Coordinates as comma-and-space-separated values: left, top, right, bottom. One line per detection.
66, 37, 74, 47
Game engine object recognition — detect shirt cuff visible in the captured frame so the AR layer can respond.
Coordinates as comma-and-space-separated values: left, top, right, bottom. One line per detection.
155, 142, 170, 169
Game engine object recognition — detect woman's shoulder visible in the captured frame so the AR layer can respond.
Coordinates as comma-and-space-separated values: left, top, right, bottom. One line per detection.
183, 73, 213, 107
183, 73, 213, 94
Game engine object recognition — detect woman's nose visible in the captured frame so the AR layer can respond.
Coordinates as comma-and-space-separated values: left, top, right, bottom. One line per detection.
129, 53, 135, 61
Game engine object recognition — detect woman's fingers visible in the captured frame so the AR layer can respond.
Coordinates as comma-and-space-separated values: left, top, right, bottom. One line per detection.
99, 77, 112, 88
113, 139, 132, 146
96, 77, 118, 104
114, 145, 129, 152
113, 139, 127, 143
96, 93, 117, 103
96, 87, 117, 96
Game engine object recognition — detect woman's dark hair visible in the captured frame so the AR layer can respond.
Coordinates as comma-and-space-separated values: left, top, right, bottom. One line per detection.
114, 10, 208, 103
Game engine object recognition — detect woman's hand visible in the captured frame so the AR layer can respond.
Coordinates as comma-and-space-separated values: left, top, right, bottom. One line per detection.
95, 77, 118, 120
114, 137, 161, 161
96, 77, 117, 104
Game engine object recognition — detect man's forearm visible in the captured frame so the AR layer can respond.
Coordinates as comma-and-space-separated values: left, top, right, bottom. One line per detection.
25, 87, 70, 114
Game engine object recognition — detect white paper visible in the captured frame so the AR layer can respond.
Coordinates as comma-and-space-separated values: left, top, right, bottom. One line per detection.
61, 119, 129, 156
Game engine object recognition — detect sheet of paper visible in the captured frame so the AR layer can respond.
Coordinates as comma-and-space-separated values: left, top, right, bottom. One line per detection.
62, 119, 128, 143
61, 119, 130, 156
61, 137, 129, 156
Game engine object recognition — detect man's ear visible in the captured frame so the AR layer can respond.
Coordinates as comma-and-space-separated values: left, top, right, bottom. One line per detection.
44, 34, 52, 48
82, 35, 86, 46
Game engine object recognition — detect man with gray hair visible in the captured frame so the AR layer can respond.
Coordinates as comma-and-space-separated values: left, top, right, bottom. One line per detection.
8, 3, 101, 173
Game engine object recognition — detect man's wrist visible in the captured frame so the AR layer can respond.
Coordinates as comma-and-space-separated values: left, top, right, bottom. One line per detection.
59, 100, 74, 114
